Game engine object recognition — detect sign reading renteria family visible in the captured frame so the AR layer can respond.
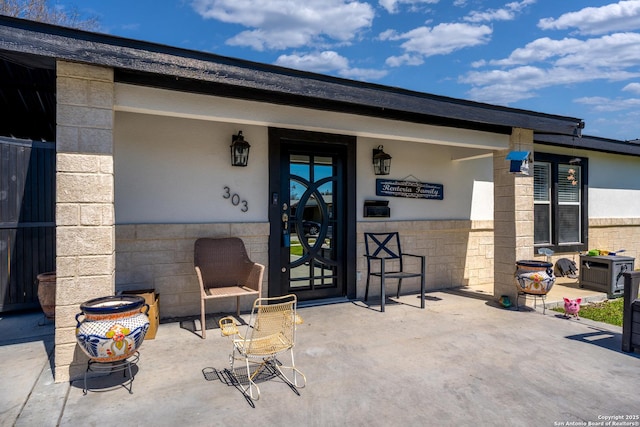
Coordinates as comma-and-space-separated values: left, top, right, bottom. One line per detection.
376, 179, 444, 200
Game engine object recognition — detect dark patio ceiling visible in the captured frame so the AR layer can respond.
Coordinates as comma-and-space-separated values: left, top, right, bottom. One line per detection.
0, 52, 55, 142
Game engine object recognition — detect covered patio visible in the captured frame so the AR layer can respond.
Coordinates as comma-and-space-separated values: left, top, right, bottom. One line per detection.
3, 15, 640, 389
3, 284, 638, 426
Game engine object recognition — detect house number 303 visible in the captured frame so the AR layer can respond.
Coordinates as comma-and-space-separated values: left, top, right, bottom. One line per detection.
223, 186, 248, 212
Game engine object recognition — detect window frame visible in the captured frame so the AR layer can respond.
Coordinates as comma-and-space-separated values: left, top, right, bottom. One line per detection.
533, 152, 589, 254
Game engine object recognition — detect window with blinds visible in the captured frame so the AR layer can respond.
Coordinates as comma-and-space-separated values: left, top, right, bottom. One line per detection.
533, 153, 588, 253
558, 164, 581, 243
534, 162, 551, 245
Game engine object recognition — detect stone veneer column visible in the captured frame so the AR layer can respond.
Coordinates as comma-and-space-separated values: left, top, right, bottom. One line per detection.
493, 128, 534, 302
55, 61, 115, 382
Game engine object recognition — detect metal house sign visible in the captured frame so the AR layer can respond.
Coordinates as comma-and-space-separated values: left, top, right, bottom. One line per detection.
376, 179, 444, 200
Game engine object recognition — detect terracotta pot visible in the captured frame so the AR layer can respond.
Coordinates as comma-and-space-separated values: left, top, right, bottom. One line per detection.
515, 260, 556, 295
76, 295, 150, 362
37, 272, 56, 320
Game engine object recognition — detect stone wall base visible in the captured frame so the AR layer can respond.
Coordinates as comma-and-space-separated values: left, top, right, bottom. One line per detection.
357, 220, 494, 298
115, 223, 269, 319
536, 218, 640, 269
114, 220, 495, 321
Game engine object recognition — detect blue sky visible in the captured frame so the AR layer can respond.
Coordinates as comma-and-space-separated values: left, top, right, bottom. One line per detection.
56, 0, 640, 140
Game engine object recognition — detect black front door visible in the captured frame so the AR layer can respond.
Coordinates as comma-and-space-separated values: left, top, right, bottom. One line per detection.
268, 128, 356, 302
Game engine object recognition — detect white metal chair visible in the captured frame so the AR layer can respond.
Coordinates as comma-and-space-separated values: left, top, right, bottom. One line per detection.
218, 294, 306, 401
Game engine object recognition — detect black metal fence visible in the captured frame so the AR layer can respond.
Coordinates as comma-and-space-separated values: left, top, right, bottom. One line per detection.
0, 136, 55, 312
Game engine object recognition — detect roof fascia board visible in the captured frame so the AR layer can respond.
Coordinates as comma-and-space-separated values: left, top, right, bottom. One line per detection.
0, 15, 582, 136
535, 133, 640, 157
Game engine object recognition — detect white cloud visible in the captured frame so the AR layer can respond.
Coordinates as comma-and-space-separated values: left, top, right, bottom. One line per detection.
461, 32, 640, 104
227, 28, 313, 51
339, 67, 388, 80
462, 66, 548, 104
384, 22, 492, 64
275, 51, 349, 73
275, 50, 387, 80
385, 53, 424, 67
121, 23, 141, 31
574, 96, 640, 112
378, 29, 398, 41
623, 82, 640, 94
538, 0, 640, 35
464, 0, 536, 23
485, 37, 584, 66
379, 0, 439, 14
487, 33, 640, 69
587, 109, 640, 140
191, 0, 374, 50
553, 33, 640, 69
464, 65, 640, 104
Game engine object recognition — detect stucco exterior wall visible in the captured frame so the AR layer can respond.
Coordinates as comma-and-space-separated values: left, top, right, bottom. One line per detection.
114, 112, 499, 225
355, 138, 495, 221
114, 113, 269, 223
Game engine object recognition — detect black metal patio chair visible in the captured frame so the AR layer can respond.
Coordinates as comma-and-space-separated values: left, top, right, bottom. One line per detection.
363, 232, 426, 312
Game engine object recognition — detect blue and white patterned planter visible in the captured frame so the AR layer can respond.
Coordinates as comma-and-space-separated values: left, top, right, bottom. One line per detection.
515, 260, 556, 295
76, 295, 150, 362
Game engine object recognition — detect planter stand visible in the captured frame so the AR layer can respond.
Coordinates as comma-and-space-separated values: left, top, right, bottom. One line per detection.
83, 351, 139, 395
516, 292, 548, 314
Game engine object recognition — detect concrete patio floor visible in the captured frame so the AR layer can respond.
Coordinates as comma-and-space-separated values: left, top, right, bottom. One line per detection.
461, 276, 609, 310
2, 284, 639, 426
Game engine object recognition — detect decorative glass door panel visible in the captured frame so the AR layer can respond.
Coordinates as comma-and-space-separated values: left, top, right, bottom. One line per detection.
288, 154, 337, 290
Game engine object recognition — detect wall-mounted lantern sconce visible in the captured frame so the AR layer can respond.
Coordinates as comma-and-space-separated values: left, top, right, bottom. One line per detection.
230, 131, 251, 167
505, 151, 531, 175
373, 145, 392, 175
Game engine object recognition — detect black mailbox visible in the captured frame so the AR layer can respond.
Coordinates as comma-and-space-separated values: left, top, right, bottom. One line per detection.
364, 200, 390, 218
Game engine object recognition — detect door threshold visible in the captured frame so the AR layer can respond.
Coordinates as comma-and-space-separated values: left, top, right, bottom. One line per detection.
297, 296, 351, 308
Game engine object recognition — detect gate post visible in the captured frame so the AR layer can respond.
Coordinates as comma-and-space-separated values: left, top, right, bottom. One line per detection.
622, 271, 640, 353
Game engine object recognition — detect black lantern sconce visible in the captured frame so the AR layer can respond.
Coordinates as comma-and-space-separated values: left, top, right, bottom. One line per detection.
373, 145, 392, 175
230, 131, 251, 167
505, 151, 531, 175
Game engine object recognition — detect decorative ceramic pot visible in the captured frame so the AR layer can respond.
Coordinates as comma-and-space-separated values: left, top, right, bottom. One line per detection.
515, 260, 556, 295
37, 272, 56, 320
76, 295, 150, 363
